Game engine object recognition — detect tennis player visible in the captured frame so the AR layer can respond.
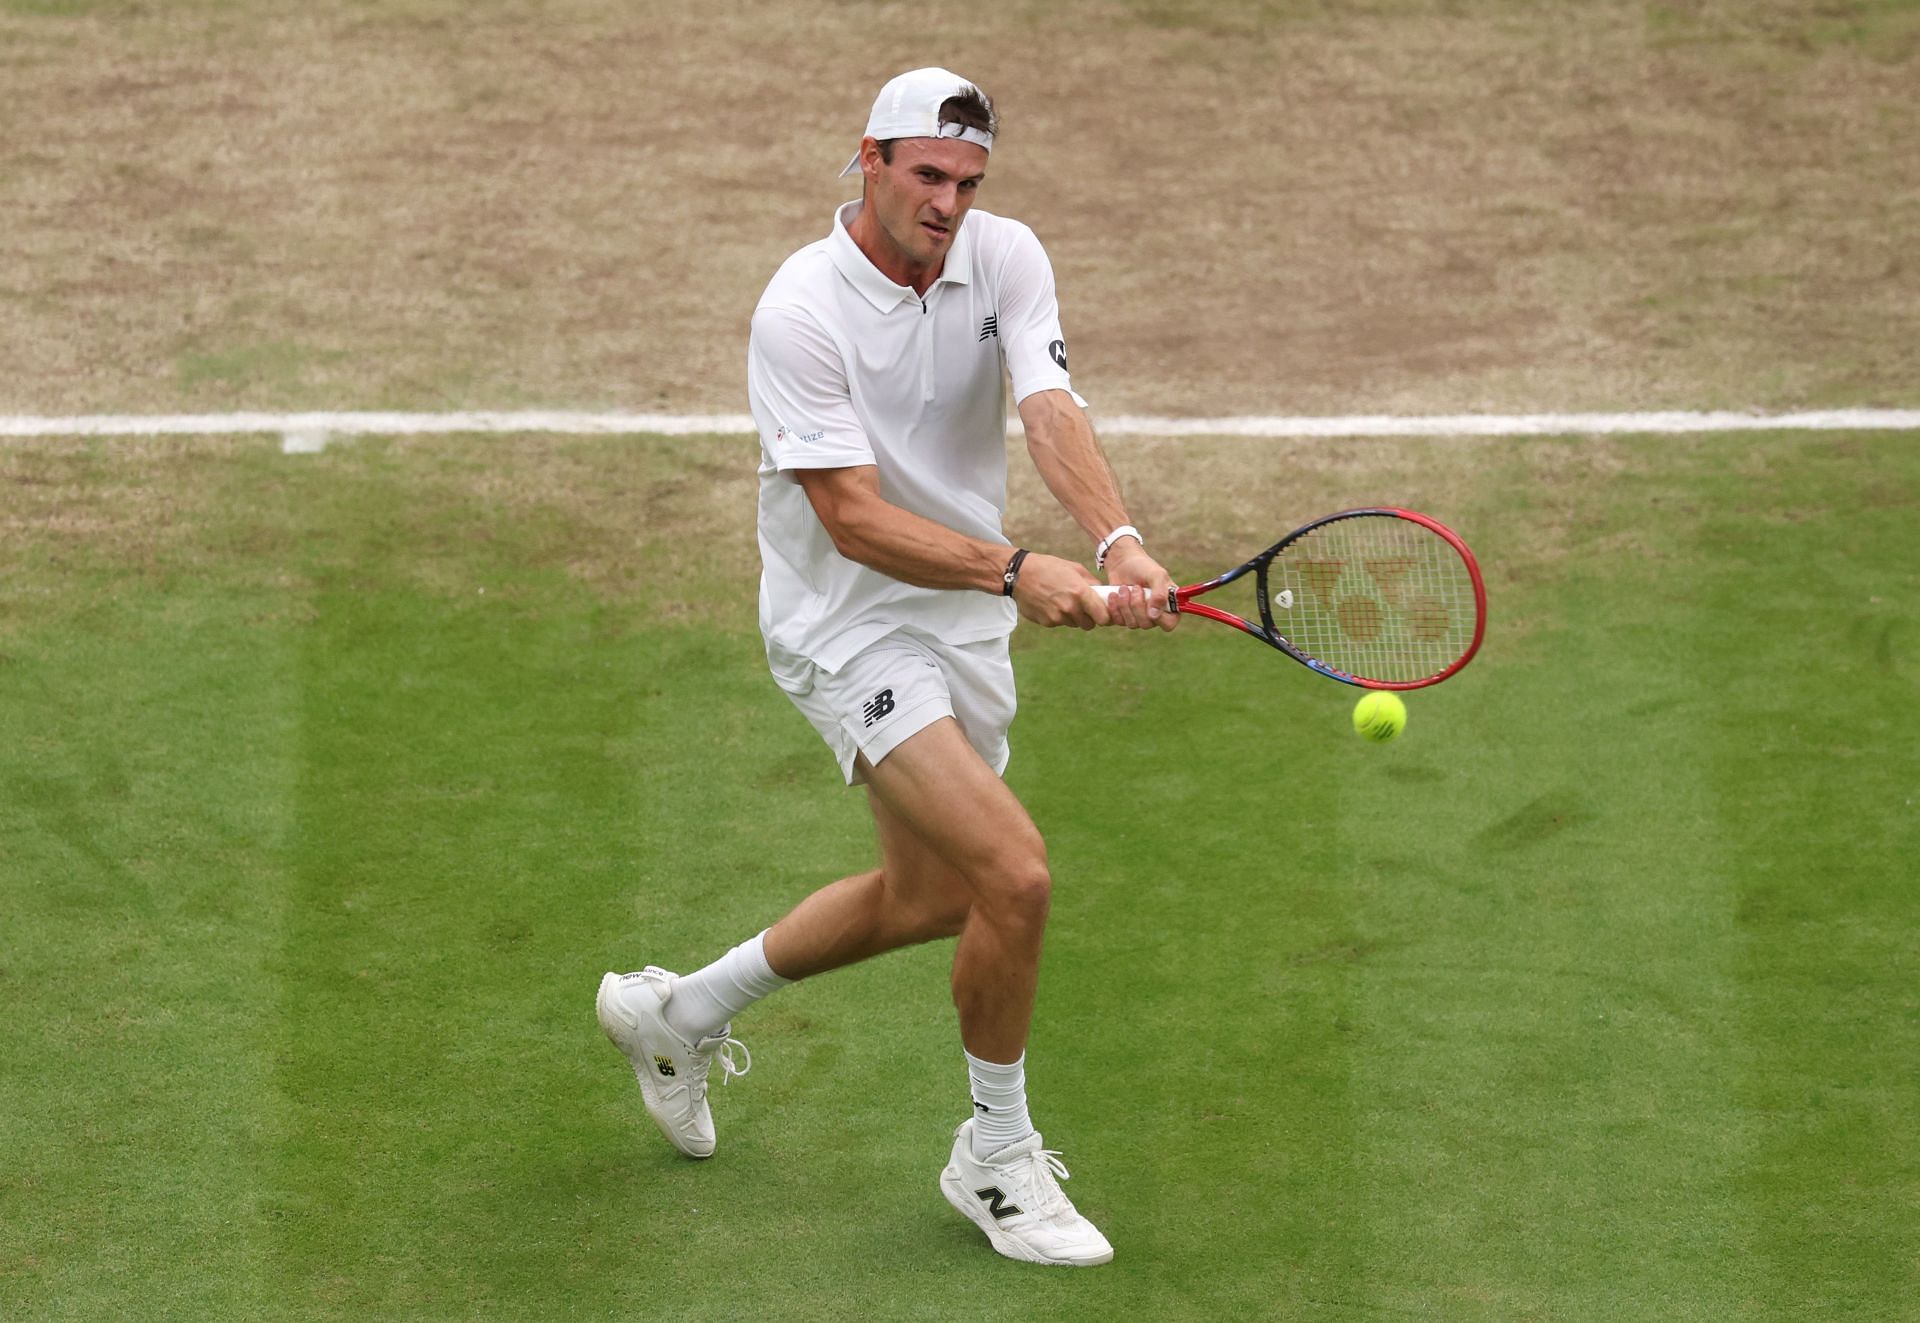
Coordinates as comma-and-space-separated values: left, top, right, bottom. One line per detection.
597, 67, 1174, 1268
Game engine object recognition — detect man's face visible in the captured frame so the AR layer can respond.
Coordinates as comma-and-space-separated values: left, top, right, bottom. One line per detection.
862, 136, 988, 270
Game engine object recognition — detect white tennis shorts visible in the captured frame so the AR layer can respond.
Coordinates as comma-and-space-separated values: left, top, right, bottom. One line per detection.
769, 628, 1017, 785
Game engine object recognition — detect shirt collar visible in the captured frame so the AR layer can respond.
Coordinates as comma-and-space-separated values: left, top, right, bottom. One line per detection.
826, 200, 974, 313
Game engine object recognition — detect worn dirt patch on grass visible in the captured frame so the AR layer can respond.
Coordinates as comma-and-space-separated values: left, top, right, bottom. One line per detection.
3, 0, 1914, 417
0, 425, 1775, 642
412, 433, 761, 614
1, 438, 232, 570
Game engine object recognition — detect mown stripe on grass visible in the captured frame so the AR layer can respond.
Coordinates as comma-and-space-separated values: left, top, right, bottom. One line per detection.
0, 445, 298, 1320
1347, 558, 1752, 1315
1011, 626, 1369, 1315
1301, 436, 1768, 1318
1700, 436, 1920, 1316
265, 447, 670, 1316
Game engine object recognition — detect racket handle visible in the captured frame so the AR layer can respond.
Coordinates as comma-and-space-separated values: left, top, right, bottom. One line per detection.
1093, 584, 1178, 613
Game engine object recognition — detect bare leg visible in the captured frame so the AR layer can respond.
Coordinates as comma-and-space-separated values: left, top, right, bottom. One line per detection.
763, 717, 1050, 1063
761, 794, 971, 979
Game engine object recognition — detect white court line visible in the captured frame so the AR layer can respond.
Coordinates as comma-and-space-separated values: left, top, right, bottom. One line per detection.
1, 408, 1917, 451
1098, 409, 1920, 437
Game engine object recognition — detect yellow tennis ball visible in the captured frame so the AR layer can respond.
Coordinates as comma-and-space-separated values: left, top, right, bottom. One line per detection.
1352, 691, 1407, 743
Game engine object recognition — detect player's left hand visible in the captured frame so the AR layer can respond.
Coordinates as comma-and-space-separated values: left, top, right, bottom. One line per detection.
1101, 542, 1179, 631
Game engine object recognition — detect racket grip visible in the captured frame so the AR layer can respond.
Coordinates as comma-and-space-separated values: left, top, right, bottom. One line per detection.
1093, 584, 1178, 613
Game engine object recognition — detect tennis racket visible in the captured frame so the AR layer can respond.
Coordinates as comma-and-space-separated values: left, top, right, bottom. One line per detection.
1095, 508, 1486, 690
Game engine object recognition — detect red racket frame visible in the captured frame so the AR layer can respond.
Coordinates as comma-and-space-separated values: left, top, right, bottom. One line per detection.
1164, 507, 1486, 690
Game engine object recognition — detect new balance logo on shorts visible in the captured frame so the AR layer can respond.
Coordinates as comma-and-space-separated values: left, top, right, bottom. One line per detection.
978, 314, 998, 342
862, 689, 896, 727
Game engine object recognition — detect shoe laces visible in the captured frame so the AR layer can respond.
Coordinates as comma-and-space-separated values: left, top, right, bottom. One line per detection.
686, 1034, 751, 1099
1002, 1146, 1074, 1218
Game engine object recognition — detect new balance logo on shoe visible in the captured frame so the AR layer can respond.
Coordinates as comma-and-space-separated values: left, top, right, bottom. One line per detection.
862, 689, 896, 727
654, 1055, 676, 1078
941, 1124, 1112, 1265
975, 1186, 1023, 1220
979, 314, 998, 342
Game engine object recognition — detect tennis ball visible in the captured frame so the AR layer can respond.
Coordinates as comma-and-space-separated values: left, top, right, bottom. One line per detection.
1352, 691, 1407, 743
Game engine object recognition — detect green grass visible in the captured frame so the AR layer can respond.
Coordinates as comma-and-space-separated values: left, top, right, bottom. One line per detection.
174, 340, 345, 400
1, 433, 1915, 1320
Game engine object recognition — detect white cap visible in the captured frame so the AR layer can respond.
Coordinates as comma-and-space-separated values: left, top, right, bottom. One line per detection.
838, 67, 994, 177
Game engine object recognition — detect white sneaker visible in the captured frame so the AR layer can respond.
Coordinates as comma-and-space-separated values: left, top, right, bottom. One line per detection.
939, 1120, 1114, 1266
596, 967, 750, 1159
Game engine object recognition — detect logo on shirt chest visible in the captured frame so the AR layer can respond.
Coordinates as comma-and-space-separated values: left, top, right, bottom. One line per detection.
978, 313, 998, 342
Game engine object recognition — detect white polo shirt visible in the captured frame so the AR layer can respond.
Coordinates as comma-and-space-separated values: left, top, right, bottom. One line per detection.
749, 200, 1082, 686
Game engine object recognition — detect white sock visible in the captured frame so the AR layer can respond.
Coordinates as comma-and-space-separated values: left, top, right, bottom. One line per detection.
662, 930, 791, 1043
965, 1049, 1036, 1158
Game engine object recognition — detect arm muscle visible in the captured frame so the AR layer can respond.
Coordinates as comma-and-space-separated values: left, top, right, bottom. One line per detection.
795, 465, 1009, 594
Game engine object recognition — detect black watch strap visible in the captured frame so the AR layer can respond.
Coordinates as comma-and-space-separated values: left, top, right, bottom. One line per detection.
1001, 548, 1030, 597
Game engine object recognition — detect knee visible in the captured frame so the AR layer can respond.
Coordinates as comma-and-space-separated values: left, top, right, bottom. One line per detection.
970, 848, 1051, 927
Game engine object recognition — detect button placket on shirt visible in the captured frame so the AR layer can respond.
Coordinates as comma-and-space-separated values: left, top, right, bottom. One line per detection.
917, 289, 936, 405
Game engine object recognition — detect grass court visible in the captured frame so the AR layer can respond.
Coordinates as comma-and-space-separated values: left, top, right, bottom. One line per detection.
4, 430, 1915, 1319
4, 0, 1918, 1318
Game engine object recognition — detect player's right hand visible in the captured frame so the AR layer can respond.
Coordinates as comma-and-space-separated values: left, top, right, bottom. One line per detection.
1011, 553, 1107, 630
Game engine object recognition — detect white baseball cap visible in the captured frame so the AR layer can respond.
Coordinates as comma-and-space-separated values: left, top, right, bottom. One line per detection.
838, 67, 994, 177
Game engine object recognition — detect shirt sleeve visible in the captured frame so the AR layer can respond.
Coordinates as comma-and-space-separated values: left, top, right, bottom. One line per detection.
995, 222, 1087, 408
748, 303, 875, 472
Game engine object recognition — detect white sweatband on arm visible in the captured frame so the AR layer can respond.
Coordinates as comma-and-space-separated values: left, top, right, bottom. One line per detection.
1096, 524, 1142, 571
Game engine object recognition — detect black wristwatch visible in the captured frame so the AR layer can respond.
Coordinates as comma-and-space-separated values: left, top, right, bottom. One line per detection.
1001, 548, 1030, 597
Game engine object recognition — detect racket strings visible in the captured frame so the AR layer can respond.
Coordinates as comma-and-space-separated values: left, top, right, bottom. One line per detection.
1263, 518, 1477, 683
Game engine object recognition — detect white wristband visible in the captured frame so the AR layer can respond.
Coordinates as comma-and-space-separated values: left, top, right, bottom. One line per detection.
1096, 524, 1143, 571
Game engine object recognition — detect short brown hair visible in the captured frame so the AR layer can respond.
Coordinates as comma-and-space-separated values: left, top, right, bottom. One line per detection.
877, 88, 998, 164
